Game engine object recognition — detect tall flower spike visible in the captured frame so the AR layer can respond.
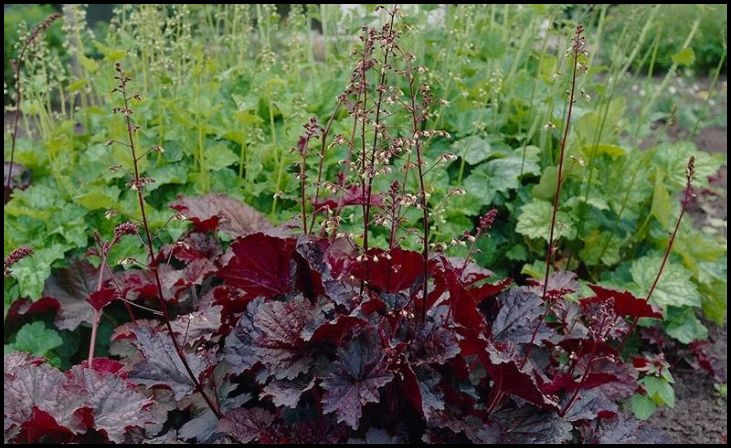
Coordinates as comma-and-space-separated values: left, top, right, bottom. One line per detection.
7, 13, 63, 198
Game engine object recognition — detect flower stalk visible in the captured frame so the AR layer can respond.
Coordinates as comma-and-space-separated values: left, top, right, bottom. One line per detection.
111, 63, 222, 419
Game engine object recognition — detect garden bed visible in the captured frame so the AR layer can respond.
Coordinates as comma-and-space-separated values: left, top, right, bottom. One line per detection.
4, 5, 727, 444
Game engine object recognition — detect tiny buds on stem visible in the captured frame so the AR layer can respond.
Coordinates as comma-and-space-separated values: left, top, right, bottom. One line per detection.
4, 247, 34, 277
686, 156, 696, 182
114, 222, 139, 239
478, 209, 498, 234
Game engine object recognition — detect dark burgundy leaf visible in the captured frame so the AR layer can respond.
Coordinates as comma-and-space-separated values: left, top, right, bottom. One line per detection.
561, 387, 618, 422
116, 270, 160, 303
63, 365, 160, 442
471, 277, 513, 304
689, 340, 725, 381
492, 407, 572, 444
295, 236, 357, 306
180, 258, 217, 286
79, 358, 126, 377
462, 417, 501, 444
289, 419, 348, 444
401, 364, 445, 420
410, 322, 460, 366
526, 271, 578, 299
261, 377, 316, 408
126, 327, 210, 400
15, 407, 74, 443
321, 329, 394, 429
583, 284, 662, 319
85, 286, 119, 312
431, 258, 484, 329
589, 412, 670, 443
169, 306, 223, 346
303, 315, 367, 345
218, 408, 281, 444
208, 285, 255, 329
178, 412, 219, 443
589, 359, 638, 399
559, 338, 618, 359
484, 342, 559, 409
542, 371, 626, 395
4, 353, 72, 432
217, 233, 296, 299
492, 288, 550, 344
111, 319, 160, 342
178, 376, 251, 443
4, 353, 159, 443
224, 296, 322, 379
172, 231, 223, 262
349, 247, 424, 293
170, 193, 271, 236
348, 427, 403, 444
4, 297, 59, 332
42, 259, 102, 330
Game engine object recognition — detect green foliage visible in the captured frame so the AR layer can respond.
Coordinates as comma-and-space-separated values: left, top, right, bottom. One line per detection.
5, 321, 63, 359
604, 4, 727, 72
4, 4, 65, 96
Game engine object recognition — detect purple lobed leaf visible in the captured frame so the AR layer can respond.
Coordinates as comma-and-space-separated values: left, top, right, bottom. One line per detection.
321, 330, 394, 429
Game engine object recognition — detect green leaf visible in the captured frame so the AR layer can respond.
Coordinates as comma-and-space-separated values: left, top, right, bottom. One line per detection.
67, 79, 87, 93
671, 47, 695, 66
464, 152, 540, 206
76, 185, 121, 210
521, 260, 545, 279
516, 200, 575, 242
699, 279, 727, 326
146, 163, 187, 191
7, 321, 63, 356
532, 166, 558, 201
453, 136, 492, 165
673, 225, 727, 275
11, 244, 69, 299
79, 54, 99, 73
104, 49, 127, 62
505, 245, 528, 261
653, 142, 723, 189
591, 143, 626, 157
629, 255, 701, 310
631, 394, 657, 420
573, 99, 625, 148
205, 144, 239, 171
641, 377, 675, 407
579, 230, 621, 266
663, 307, 708, 344
650, 168, 673, 230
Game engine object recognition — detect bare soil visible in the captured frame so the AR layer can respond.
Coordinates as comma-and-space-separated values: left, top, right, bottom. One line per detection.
647, 76, 727, 444
650, 325, 728, 444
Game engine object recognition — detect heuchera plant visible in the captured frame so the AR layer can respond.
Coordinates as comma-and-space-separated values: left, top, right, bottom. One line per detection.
4, 7, 689, 444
